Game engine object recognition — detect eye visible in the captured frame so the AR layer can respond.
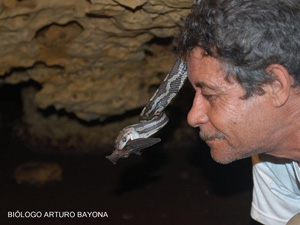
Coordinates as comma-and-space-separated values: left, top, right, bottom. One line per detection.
202, 94, 214, 100
122, 137, 127, 142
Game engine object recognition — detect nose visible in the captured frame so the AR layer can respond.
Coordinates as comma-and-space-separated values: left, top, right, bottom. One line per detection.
187, 93, 210, 127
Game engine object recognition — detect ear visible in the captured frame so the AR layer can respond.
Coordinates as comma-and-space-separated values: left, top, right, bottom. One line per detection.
265, 64, 291, 107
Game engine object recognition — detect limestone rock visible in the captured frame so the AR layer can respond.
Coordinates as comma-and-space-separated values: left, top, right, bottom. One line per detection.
0, 0, 192, 150
15, 162, 62, 186
113, 0, 148, 10
17, 86, 142, 152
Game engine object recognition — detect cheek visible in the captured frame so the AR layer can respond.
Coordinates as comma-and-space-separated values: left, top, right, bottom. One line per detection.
209, 98, 243, 131
212, 98, 265, 146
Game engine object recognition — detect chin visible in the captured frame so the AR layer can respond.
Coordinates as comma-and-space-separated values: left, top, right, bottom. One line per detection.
206, 140, 235, 164
207, 138, 256, 164
210, 146, 254, 164
211, 154, 236, 164
209, 145, 250, 164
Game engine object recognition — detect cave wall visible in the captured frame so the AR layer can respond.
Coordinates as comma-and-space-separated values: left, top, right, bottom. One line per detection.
0, 0, 192, 151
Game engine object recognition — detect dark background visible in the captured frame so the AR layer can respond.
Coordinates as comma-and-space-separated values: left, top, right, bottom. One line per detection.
0, 84, 261, 225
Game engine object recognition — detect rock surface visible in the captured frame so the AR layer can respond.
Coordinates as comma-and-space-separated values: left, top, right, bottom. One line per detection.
0, 0, 192, 151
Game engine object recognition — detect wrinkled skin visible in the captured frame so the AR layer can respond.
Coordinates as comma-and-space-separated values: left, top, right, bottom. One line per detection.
187, 48, 282, 164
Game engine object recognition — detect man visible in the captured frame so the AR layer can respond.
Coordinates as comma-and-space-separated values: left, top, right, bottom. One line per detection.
177, 0, 300, 224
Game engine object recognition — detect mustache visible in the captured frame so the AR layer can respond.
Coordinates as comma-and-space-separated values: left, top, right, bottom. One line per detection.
199, 131, 226, 141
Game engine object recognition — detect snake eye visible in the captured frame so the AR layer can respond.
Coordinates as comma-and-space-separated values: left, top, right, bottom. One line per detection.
122, 137, 127, 142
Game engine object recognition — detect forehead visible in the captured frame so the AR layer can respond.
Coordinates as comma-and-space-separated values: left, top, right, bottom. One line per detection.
186, 48, 230, 89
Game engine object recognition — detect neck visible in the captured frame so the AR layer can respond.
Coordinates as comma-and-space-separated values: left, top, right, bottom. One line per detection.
266, 95, 300, 161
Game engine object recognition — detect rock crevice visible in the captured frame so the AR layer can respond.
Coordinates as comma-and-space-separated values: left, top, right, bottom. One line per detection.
0, 0, 191, 150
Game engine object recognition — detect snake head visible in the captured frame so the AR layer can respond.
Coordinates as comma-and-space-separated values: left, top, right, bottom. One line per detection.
107, 138, 161, 165
114, 126, 139, 150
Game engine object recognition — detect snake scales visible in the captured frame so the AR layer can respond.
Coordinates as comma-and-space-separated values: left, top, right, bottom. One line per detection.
106, 58, 187, 164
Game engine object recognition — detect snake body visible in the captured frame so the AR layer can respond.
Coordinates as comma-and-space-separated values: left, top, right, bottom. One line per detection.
140, 58, 187, 120
107, 58, 187, 164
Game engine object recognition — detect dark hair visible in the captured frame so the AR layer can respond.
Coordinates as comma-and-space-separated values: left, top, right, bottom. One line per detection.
177, 0, 300, 98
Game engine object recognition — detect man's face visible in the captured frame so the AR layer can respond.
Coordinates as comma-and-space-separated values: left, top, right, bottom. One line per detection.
187, 48, 277, 164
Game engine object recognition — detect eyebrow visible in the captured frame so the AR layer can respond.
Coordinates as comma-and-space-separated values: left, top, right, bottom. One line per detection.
195, 81, 218, 91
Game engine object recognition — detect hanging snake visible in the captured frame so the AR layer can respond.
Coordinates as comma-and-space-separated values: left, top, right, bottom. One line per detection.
106, 58, 187, 164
